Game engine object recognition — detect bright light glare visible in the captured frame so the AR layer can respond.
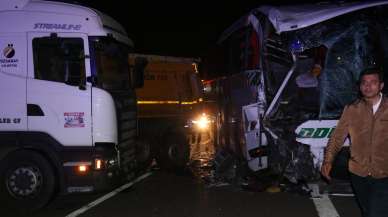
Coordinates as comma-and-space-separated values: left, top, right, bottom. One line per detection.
192, 114, 211, 130
78, 165, 87, 172
95, 159, 102, 170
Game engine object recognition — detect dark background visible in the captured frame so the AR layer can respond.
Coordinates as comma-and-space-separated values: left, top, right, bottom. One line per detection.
71, 0, 275, 78
75, 1, 263, 57
60, 0, 337, 77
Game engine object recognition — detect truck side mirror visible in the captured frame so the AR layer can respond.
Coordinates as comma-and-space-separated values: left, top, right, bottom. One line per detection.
131, 57, 147, 88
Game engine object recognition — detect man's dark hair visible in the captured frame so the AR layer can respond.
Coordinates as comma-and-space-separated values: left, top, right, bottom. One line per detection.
359, 67, 384, 83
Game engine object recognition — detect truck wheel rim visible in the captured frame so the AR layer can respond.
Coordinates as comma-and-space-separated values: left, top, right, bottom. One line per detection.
139, 143, 151, 161
168, 144, 179, 160
6, 166, 42, 198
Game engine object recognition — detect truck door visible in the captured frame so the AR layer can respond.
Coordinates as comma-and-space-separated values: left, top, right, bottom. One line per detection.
26, 32, 92, 147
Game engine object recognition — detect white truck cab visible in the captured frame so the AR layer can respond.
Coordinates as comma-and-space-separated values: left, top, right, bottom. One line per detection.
0, 0, 144, 211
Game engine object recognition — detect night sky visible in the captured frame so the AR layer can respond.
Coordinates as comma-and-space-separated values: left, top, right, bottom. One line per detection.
66, 0, 322, 77
72, 1, 295, 57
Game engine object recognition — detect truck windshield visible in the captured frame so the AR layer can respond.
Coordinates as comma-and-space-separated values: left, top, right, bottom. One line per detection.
89, 37, 131, 90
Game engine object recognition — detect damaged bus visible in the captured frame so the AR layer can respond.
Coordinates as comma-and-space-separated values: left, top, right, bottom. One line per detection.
211, 1, 388, 183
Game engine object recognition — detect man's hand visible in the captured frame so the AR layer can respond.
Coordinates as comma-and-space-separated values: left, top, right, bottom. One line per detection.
321, 162, 332, 181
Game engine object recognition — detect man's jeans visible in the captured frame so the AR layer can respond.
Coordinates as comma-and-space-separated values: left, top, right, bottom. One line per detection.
351, 173, 388, 217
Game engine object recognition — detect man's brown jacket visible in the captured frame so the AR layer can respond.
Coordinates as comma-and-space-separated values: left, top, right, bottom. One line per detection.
324, 96, 388, 178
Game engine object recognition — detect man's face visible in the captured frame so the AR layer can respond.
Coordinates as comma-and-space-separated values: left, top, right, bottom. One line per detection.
360, 74, 384, 99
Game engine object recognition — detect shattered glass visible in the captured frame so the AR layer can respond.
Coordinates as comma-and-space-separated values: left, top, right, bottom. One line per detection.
211, 7, 388, 189
284, 13, 383, 118
259, 11, 388, 183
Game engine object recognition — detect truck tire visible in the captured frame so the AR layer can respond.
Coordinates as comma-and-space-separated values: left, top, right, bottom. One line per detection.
136, 139, 154, 172
156, 132, 190, 171
0, 150, 55, 212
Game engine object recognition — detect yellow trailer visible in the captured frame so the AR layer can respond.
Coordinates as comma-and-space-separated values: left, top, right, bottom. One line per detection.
129, 54, 211, 170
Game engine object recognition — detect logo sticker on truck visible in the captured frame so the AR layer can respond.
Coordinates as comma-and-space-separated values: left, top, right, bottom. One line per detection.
3, 44, 15, 58
64, 112, 85, 128
0, 43, 18, 68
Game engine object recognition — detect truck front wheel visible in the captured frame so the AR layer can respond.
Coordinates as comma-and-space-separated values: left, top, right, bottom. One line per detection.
0, 150, 55, 212
156, 132, 190, 171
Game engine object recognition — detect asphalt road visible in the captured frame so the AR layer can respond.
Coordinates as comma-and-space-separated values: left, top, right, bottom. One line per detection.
1, 132, 362, 217
1, 168, 361, 217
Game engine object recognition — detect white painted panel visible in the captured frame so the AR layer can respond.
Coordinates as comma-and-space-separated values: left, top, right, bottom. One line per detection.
92, 87, 117, 144
0, 33, 27, 130
26, 32, 92, 146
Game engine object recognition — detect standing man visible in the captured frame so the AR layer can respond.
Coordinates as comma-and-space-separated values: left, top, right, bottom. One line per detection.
321, 68, 388, 217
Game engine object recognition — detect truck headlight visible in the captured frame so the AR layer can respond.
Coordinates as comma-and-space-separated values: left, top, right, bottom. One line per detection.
95, 159, 102, 170
192, 113, 211, 130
